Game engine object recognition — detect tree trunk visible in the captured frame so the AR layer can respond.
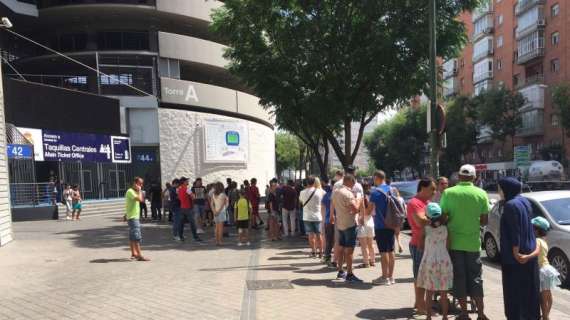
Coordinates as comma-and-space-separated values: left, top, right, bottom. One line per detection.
297, 147, 304, 180
322, 137, 330, 179
344, 117, 352, 168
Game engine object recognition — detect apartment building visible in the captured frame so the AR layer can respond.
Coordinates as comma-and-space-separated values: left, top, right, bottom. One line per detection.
443, 0, 569, 169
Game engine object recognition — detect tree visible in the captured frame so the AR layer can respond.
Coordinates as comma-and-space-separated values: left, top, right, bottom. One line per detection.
440, 96, 479, 176
275, 133, 301, 177
365, 106, 428, 178
552, 83, 570, 165
553, 83, 570, 136
211, 0, 479, 169
474, 87, 524, 155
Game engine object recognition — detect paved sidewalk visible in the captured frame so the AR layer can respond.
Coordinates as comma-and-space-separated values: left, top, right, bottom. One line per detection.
1, 213, 569, 320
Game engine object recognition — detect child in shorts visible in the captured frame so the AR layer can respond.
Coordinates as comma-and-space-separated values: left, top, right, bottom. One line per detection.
234, 190, 252, 246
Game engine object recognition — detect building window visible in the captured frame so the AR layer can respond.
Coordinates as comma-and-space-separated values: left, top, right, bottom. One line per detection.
513, 74, 520, 86
496, 59, 503, 70
552, 114, 560, 127
551, 58, 561, 72
498, 14, 504, 26
552, 32, 560, 46
497, 35, 504, 48
552, 3, 560, 17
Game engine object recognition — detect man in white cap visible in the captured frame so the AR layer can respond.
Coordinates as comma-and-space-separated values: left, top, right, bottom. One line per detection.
440, 164, 490, 320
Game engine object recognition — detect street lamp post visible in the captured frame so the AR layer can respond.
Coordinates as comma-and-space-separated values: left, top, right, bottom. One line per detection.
428, 0, 440, 178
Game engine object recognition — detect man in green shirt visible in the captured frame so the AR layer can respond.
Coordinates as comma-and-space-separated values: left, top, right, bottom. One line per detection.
440, 164, 489, 320
125, 177, 149, 261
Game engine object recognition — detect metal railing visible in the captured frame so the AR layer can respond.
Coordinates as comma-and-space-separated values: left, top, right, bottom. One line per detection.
516, 73, 544, 89
37, 0, 156, 9
517, 47, 545, 64
10, 183, 57, 207
473, 71, 493, 84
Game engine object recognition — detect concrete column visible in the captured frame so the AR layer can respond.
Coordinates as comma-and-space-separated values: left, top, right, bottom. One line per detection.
0, 63, 14, 246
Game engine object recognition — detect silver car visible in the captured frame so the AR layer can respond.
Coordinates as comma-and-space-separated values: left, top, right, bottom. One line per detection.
482, 191, 570, 286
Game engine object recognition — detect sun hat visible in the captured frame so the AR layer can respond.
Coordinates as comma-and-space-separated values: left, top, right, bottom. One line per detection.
531, 216, 550, 231
426, 202, 442, 219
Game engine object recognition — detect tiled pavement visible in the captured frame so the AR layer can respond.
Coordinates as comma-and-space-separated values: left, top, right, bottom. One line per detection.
1, 212, 570, 320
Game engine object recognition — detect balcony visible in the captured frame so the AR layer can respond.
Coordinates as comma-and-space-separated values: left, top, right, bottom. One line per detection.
517, 30, 545, 64
472, 14, 494, 42
158, 32, 227, 69
474, 80, 493, 96
516, 73, 544, 89
472, 3, 493, 22
442, 59, 458, 80
443, 78, 459, 98
516, 0, 546, 16
474, 71, 493, 84
519, 83, 546, 110
517, 47, 544, 64
516, 16, 546, 39
517, 110, 544, 136
472, 38, 494, 63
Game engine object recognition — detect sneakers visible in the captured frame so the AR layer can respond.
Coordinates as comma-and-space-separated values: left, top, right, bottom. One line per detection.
389, 278, 396, 285
197, 228, 205, 234
372, 277, 390, 285
237, 242, 244, 247
246, 241, 251, 246
336, 271, 347, 280
345, 273, 363, 283
173, 236, 181, 241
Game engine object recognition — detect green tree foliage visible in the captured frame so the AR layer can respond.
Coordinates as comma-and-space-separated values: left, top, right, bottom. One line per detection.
553, 83, 570, 137
211, 0, 479, 168
440, 96, 478, 175
473, 87, 524, 150
275, 133, 300, 176
364, 106, 428, 178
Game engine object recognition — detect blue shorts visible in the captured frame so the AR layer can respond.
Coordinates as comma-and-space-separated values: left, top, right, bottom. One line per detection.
375, 228, 395, 253
338, 226, 357, 248
128, 219, 142, 242
304, 221, 322, 234
409, 244, 424, 280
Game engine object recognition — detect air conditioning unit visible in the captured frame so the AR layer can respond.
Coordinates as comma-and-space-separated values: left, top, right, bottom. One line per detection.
537, 19, 546, 26
484, 27, 494, 34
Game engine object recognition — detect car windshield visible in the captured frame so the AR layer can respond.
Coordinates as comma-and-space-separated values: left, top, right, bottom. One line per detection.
391, 182, 418, 201
539, 198, 570, 225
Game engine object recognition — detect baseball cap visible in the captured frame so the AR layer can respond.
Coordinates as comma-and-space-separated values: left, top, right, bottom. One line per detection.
531, 217, 550, 232
426, 202, 442, 219
459, 164, 476, 177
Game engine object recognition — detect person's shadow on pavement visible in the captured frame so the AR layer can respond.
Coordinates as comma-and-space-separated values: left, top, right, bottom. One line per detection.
356, 307, 415, 319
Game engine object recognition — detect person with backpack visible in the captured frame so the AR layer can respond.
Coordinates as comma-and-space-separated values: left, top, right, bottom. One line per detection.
299, 176, 326, 257
368, 170, 404, 286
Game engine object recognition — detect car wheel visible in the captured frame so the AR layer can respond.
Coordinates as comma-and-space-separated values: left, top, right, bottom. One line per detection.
549, 249, 569, 286
484, 234, 499, 262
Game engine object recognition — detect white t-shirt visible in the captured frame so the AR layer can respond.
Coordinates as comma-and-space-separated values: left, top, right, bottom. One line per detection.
211, 193, 227, 214
299, 187, 325, 221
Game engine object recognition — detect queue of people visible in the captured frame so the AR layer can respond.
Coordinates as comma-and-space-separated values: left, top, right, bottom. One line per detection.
122, 164, 559, 320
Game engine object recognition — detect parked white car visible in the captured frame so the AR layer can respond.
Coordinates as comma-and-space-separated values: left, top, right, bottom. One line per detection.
482, 191, 570, 286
